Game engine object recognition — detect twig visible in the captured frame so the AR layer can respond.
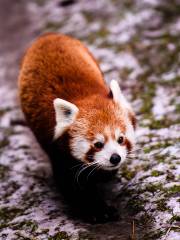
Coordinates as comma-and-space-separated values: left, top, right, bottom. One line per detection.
131, 220, 136, 240
163, 227, 171, 240
171, 225, 180, 229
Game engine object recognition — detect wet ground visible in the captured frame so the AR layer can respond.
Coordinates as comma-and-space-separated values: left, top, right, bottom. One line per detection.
0, 0, 179, 239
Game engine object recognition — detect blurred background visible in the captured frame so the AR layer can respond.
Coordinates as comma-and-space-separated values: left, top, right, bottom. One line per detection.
0, 0, 179, 240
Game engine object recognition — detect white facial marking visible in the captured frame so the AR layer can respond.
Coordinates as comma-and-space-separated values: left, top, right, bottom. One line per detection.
115, 128, 122, 140
110, 79, 132, 111
53, 98, 79, 140
70, 135, 90, 160
94, 138, 127, 170
93, 133, 104, 144
125, 119, 135, 149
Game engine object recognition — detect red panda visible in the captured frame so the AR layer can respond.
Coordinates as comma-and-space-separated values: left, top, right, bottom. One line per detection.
18, 33, 136, 222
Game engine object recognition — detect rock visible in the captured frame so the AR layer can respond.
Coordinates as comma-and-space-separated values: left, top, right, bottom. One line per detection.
0, 0, 179, 239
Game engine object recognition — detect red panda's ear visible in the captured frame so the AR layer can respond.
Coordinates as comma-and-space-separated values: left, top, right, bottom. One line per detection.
109, 79, 132, 110
53, 98, 79, 140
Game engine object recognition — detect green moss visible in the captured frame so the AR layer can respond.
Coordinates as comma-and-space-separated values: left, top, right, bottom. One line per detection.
149, 117, 180, 130
11, 220, 38, 233
151, 170, 164, 177
169, 165, 177, 170
2, 181, 20, 199
127, 197, 145, 214
140, 82, 156, 117
121, 165, 136, 180
175, 104, 180, 113
44, 22, 63, 31
155, 155, 166, 163
138, 212, 154, 226
48, 232, 70, 240
0, 138, 9, 149
145, 183, 163, 194
143, 147, 151, 154
156, 199, 169, 211
150, 140, 172, 151
166, 185, 180, 194
169, 215, 180, 224
0, 107, 11, 116
82, 11, 94, 23
96, 28, 109, 38
166, 171, 175, 181
0, 164, 9, 180
0, 207, 23, 227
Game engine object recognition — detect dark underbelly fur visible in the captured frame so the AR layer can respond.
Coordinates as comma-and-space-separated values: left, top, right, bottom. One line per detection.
42, 134, 119, 223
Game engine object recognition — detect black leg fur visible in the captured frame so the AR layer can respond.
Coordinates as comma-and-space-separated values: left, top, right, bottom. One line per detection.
45, 140, 118, 223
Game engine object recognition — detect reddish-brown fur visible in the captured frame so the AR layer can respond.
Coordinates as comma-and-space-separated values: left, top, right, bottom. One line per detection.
18, 33, 111, 145
18, 33, 128, 147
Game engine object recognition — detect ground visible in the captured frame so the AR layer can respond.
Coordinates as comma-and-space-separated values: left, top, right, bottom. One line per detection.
0, 0, 179, 239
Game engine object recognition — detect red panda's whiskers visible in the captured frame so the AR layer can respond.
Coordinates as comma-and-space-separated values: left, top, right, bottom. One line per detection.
128, 148, 142, 154
70, 163, 83, 170
87, 164, 100, 181
75, 162, 98, 186
70, 162, 84, 170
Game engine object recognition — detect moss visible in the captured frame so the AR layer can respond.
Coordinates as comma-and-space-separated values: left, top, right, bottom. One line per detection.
0, 138, 9, 149
0, 164, 9, 180
169, 215, 180, 224
121, 165, 136, 180
127, 197, 145, 214
44, 22, 63, 31
14, 232, 33, 240
166, 185, 180, 194
155, 155, 166, 163
0, 207, 23, 227
151, 170, 164, 177
82, 11, 94, 23
139, 82, 156, 117
169, 165, 177, 170
138, 212, 154, 227
175, 104, 180, 113
150, 140, 173, 151
143, 147, 151, 154
48, 232, 70, 240
145, 183, 163, 194
149, 117, 180, 130
11, 220, 38, 233
96, 28, 109, 38
156, 199, 169, 211
2, 181, 20, 199
0, 107, 11, 116
166, 171, 175, 181
85, 27, 109, 45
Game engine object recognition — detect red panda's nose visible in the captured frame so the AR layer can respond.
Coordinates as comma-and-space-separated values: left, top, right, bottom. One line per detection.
110, 153, 121, 165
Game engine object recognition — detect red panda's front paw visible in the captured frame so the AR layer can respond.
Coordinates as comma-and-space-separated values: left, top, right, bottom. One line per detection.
88, 204, 119, 224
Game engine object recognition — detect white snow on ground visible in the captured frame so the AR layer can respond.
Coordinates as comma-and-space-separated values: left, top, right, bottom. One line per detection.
0, 0, 179, 239
152, 87, 175, 119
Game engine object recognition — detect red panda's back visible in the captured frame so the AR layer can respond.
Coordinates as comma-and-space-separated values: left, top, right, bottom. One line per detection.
18, 33, 108, 145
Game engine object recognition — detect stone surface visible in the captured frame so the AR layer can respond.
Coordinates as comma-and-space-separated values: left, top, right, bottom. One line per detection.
0, 0, 179, 239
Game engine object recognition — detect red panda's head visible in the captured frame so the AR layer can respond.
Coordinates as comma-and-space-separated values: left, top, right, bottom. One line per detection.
53, 80, 136, 171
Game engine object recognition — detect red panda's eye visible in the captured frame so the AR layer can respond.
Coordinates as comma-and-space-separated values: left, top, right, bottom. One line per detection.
118, 136, 124, 144
94, 142, 104, 149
